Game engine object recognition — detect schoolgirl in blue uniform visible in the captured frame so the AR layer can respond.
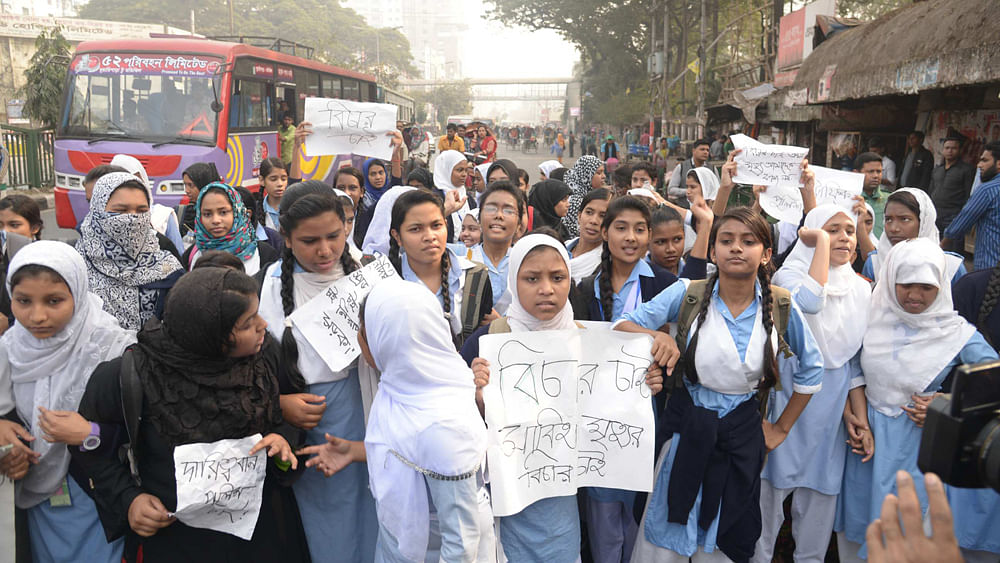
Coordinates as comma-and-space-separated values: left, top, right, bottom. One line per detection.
756, 204, 871, 562
257, 181, 378, 562
615, 207, 824, 563
836, 238, 997, 562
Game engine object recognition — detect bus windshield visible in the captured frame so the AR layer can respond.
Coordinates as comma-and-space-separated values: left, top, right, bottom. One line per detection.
60, 53, 223, 145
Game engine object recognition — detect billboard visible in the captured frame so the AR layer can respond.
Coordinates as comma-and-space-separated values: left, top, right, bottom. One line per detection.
776, 0, 837, 72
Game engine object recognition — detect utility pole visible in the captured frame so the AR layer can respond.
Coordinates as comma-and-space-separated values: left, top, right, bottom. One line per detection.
375, 30, 381, 83
650, 3, 657, 139
661, 1, 669, 139
697, 0, 706, 138
228, 0, 235, 34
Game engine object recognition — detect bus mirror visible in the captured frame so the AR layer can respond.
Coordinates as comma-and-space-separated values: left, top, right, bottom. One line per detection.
211, 100, 223, 113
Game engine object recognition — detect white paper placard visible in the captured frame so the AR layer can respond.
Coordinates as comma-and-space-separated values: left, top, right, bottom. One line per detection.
759, 164, 864, 224
731, 134, 809, 187
480, 328, 655, 516
303, 97, 398, 160
172, 434, 266, 540
289, 256, 400, 374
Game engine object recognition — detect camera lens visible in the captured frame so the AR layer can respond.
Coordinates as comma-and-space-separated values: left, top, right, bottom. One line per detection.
979, 418, 1000, 494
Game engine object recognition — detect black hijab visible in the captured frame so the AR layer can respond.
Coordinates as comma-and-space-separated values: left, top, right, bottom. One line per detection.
486, 159, 519, 186
528, 180, 571, 235
183, 162, 220, 190
136, 267, 283, 446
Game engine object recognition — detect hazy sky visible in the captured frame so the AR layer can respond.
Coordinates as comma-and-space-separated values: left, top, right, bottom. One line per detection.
463, 1, 579, 79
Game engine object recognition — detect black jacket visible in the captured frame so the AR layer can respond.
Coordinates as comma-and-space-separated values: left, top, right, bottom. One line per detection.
901, 146, 934, 191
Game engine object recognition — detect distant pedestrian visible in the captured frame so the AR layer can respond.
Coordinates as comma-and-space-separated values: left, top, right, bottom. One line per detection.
929, 135, 976, 252
568, 133, 576, 157
900, 131, 934, 191
942, 142, 1000, 271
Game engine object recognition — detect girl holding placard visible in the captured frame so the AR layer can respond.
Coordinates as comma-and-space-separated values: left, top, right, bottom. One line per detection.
0, 241, 135, 562
614, 207, 825, 563
754, 204, 872, 562
72, 266, 305, 562
387, 190, 495, 347
836, 239, 997, 561
257, 181, 378, 562
461, 233, 664, 563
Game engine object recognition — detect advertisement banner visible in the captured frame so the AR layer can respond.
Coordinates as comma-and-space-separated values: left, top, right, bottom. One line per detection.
71, 53, 221, 77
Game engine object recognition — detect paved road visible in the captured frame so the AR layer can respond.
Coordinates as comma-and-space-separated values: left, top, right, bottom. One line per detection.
430, 141, 581, 185
40, 208, 82, 242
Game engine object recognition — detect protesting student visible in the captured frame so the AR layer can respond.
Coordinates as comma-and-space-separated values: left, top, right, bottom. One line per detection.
388, 190, 495, 347
301, 278, 493, 562
0, 195, 42, 241
0, 241, 136, 562
355, 147, 405, 246
562, 156, 606, 238
234, 186, 284, 254
755, 205, 872, 562
837, 238, 997, 561
433, 150, 474, 241
615, 207, 824, 562
460, 233, 664, 563
179, 162, 220, 237
527, 180, 571, 240
76, 172, 184, 331
331, 188, 364, 261
466, 181, 524, 315
460, 208, 483, 250
566, 188, 612, 284
110, 154, 184, 253
72, 267, 308, 562
258, 157, 290, 232
539, 160, 561, 181
861, 188, 966, 285
256, 182, 378, 561
182, 182, 278, 275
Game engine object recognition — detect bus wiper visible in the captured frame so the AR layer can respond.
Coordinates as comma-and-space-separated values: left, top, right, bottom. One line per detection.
87, 133, 139, 145
151, 135, 215, 148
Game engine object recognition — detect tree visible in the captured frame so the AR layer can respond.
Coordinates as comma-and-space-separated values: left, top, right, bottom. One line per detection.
411, 82, 472, 129
836, 0, 912, 19
20, 27, 71, 127
77, 0, 417, 85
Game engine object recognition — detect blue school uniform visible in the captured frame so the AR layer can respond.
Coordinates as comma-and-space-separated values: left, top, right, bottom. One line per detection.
762, 275, 864, 496
835, 332, 997, 559
467, 244, 510, 312
26, 477, 123, 563
622, 280, 824, 558
263, 263, 379, 563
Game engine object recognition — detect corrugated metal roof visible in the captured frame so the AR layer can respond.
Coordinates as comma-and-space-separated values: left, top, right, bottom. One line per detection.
791, 0, 1000, 103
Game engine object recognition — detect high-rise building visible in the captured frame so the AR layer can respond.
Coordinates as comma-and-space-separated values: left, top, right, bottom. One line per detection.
342, 0, 467, 80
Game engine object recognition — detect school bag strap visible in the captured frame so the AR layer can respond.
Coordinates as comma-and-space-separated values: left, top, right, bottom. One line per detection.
672, 280, 793, 398
118, 349, 143, 487
461, 264, 490, 339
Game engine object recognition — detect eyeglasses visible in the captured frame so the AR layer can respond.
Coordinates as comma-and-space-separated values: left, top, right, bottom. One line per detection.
482, 203, 518, 217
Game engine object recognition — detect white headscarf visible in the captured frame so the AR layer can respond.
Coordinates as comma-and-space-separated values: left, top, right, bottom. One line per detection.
333, 188, 362, 258
871, 187, 961, 280
773, 204, 870, 368
687, 167, 720, 201
110, 154, 175, 237
506, 234, 577, 332
363, 279, 486, 561
538, 160, 561, 178
861, 238, 975, 416
433, 150, 467, 192
627, 187, 660, 203
863, 202, 880, 249
0, 241, 135, 508
475, 163, 492, 185
361, 185, 416, 255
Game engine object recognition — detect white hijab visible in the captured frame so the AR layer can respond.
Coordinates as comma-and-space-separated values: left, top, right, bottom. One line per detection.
364, 279, 486, 562
871, 187, 961, 280
110, 153, 175, 236
333, 188, 363, 259
687, 167, 720, 201
506, 234, 577, 332
538, 160, 561, 179
433, 150, 467, 192
773, 204, 870, 369
861, 238, 975, 416
0, 241, 135, 508
864, 202, 879, 249
475, 163, 492, 185
361, 185, 416, 255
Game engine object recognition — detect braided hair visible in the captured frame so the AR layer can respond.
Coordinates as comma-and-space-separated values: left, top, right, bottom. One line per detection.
682, 207, 780, 392
388, 190, 453, 321
977, 261, 1000, 348
597, 196, 652, 321
277, 181, 358, 390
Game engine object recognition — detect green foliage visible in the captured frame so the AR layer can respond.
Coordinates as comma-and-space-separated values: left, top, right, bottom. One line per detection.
411, 82, 472, 128
77, 0, 417, 85
19, 27, 71, 127
836, 0, 912, 19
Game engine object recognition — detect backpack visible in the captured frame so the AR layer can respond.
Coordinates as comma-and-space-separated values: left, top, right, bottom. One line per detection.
671, 279, 793, 418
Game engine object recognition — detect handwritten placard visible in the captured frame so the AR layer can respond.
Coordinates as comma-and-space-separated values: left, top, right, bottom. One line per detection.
731, 134, 809, 187
759, 164, 864, 224
289, 255, 400, 374
172, 434, 266, 540
303, 97, 398, 160
480, 328, 655, 516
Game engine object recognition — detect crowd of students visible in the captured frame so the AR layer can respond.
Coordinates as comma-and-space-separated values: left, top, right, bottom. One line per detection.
0, 129, 998, 563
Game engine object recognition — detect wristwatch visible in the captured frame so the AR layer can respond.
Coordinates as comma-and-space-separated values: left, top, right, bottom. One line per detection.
80, 422, 101, 452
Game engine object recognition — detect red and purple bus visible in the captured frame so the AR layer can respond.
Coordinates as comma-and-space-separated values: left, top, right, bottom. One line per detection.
54, 37, 380, 227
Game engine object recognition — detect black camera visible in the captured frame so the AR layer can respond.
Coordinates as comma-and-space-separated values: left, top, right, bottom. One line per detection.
918, 360, 1000, 493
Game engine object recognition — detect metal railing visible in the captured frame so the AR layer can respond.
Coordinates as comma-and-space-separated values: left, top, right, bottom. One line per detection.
0, 125, 55, 188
